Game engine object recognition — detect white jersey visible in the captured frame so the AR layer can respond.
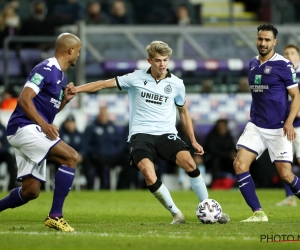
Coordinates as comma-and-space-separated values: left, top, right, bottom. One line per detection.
116, 68, 186, 141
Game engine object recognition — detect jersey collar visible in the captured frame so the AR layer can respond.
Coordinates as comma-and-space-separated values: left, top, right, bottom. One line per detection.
147, 67, 171, 84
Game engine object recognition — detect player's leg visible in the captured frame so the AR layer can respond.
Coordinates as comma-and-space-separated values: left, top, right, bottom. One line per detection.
0, 176, 41, 211
7, 124, 77, 231
134, 151, 184, 224
0, 127, 45, 212
275, 182, 296, 206
176, 150, 208, 200
276, 131, 300, 206
130, 134, 184, 224
234, 123, 268, 222
234, 148, 268, 222
44, 140, 78, 232
275, 162, 300, 201
268, 128, 299, 207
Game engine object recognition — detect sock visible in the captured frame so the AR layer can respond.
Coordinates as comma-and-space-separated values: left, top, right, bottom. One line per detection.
289, 176, 300, 198
148, 180, 180, 214
49, 166, 75, 218
187, 168, 208, 201
236, 172, 261, 211
283, 182, 293, 197
0, 187, 27, 212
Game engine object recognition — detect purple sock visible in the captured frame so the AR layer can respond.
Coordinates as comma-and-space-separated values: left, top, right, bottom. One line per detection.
283, 182, 294, 197
289, 176, 300, 199
0, 187, 27, 212
236, 172, 262, 211
49, 165, 75, 218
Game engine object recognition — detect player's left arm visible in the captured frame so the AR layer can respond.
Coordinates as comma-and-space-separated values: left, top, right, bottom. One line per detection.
285, 86, 300, 141
57, 82, 76, 113
177, 104, 204, 155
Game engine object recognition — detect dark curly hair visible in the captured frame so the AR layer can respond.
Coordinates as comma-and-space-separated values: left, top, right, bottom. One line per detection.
257, 23, 278, 38
257, 24, 278, 38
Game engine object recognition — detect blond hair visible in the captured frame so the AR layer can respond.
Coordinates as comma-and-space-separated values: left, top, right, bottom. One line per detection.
146, 41, 172, 59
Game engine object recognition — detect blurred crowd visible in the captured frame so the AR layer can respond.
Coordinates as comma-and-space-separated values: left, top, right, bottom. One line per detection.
0, 0, 200, 46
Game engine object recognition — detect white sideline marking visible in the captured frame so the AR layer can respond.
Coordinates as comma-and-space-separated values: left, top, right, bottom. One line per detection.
0, 231, 258, 241
0, 231, 193, 239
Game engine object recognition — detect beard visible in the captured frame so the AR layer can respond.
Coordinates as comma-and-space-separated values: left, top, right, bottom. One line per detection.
257, 46, 272, 57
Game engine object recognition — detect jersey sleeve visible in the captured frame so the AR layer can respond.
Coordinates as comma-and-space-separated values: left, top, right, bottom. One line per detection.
25, 65, 51, 93
174, 81, 186, 107
116, 71, 136, 90
281, 62, 299, 89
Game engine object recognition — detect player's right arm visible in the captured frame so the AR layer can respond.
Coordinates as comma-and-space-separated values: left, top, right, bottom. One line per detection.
75, 78, 117, 93
18, 87, 59, 140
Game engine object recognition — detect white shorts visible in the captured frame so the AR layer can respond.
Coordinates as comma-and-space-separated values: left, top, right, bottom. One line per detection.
293, 126, 300, 159
236, 122, 293, 164
7, 124, 61, 182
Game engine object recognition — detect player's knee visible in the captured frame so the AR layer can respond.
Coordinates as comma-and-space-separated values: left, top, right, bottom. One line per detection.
176, 152, 195, 171
278, 170, 293, 183
66, 148, 78, 167
181, 157, 196, 172
138, 159, 157, 184
22, 188, 40, 201
233, 159, 246, 174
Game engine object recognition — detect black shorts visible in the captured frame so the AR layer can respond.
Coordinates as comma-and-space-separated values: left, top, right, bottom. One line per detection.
129, 133, 190, 169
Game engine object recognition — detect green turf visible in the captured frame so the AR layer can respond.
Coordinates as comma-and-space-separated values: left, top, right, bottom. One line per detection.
0, 189, 299, 250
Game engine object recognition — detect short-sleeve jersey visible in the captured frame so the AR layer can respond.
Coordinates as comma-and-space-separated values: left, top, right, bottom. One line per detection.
116, 68, 186, 141
248, 53, 298, 129
6, 57, 67, 136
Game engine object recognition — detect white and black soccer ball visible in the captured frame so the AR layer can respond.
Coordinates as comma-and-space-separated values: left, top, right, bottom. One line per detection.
196, 198, 222, 224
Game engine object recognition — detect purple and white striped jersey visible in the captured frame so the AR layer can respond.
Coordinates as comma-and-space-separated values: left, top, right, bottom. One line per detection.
6, 57, 67, 136
248, 53, 298, 129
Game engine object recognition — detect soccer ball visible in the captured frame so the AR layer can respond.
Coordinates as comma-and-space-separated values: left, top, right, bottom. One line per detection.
196, 198, 222, 224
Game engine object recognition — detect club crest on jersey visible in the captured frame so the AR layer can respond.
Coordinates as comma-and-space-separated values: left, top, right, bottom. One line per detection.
164, 84, 172, 94
264, 66, 272, 74
144, 81, 147, 86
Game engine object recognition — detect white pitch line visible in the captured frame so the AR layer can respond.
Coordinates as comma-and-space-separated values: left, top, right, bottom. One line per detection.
0, 231, 194, 239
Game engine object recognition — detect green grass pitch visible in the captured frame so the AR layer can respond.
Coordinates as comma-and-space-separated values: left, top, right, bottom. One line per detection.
0, 189, 299, 250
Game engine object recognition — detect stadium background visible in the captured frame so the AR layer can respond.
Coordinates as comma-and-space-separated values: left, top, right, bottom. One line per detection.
1, 0, 300, 191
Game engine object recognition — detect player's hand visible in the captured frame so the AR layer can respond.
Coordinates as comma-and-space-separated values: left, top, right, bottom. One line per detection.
283, 122, 296, 142
64, 82, 76, 102
41, 123, 59, 141
192, 141, 205, 155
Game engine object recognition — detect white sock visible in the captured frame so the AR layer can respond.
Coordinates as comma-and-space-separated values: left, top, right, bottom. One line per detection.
189, 174, 208, 201
152, 183, 180, 214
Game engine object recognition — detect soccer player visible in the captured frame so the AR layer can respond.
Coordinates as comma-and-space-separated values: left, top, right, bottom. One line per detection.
0, 33, 81, 231
233, 24, 300, 222
73, 40, 230, 224
275, 44, 300, 207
